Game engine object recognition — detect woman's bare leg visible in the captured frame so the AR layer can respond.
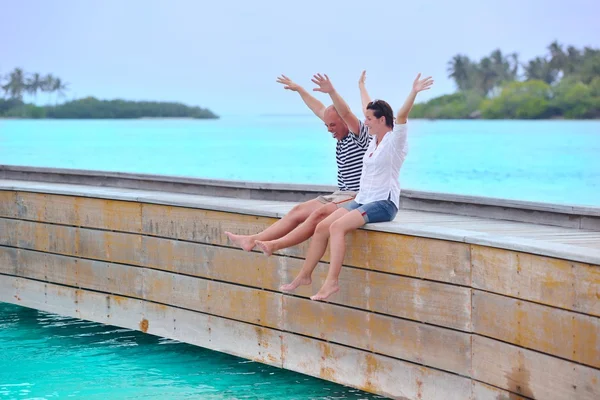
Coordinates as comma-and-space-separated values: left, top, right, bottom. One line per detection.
311, 210, 365, 301
280, 208, 349, 292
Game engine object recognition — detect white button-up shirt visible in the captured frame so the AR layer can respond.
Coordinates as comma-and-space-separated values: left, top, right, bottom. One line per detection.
354, 123, 408, 210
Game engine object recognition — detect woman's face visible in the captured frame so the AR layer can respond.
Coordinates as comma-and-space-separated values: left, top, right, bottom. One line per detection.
364, 109, 385, 134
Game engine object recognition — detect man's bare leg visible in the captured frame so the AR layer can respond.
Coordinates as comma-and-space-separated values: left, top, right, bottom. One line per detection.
225, 198, 324, 251
280, 208, 347, 292
256, 202, 337, 256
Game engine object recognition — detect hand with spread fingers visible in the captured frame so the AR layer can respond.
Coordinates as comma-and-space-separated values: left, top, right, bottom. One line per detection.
311, 73, 335, 94
276, 74, 302, 91
412, 73, 434, 93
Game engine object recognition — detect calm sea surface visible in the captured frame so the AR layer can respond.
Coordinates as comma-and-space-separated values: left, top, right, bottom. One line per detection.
1, 117, 599, 399
0, 303, 384, 399
1, 117, 599, 206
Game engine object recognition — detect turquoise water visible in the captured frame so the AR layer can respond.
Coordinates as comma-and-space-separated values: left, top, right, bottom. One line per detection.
1, 118, 598, 398
0, 302, 383, 399
1, 117, 599, 206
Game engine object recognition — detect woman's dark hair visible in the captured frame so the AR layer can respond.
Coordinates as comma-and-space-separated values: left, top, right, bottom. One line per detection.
366, 99, 394, 128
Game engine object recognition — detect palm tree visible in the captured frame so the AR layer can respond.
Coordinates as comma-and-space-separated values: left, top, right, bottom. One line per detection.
548, 41, 566, 72
447, 54, 474, 91
578, 50, 600, 84
26, 72, 43, 102
489, 49, 510, 84
41, 74, 57, 104
564, 46, 581, 74
0, 71, 7, 98
477, 57, 500, 96
3, 68, 27, 100
508, 52, 520, 80
52, 77, 69, 104
524, 57, 558, 84
583, 46, 600, 58
487, 49, 520, 84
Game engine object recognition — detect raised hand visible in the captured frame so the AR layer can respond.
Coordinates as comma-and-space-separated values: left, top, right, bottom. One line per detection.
311, 73, 334, 94
412, 73, 434, 93
276, 75, 301, 91
358, 70, 366, 86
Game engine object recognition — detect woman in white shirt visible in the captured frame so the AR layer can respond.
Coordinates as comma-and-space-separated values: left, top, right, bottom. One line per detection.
280, 72, 433, 301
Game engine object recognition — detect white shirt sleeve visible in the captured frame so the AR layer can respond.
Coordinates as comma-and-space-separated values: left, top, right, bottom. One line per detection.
392, 123, 408, 157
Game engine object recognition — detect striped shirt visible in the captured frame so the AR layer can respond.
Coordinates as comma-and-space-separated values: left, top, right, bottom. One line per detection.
336, 121, 371, 191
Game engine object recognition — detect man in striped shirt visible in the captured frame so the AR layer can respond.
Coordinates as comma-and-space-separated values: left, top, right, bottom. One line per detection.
226, 73, 371, 270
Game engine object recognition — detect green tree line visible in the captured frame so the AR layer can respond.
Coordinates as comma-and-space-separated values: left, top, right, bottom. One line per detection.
411, 41, 600, 119
0, 68, 218, 119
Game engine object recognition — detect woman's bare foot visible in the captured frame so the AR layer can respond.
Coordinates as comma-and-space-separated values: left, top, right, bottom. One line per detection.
280, 275, 312, 292
310, 280, 339, 301
255, 240, 275, 256
225, 231, 256, 252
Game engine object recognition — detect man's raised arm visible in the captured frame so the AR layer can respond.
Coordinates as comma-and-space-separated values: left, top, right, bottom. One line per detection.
312, 73, 361, 135
276, 75, 326, 121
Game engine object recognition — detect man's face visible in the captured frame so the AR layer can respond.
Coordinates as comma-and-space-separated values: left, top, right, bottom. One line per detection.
324, 109, 348, 141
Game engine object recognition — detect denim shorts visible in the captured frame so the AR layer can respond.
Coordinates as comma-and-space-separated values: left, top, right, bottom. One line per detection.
341, 199, 398, 223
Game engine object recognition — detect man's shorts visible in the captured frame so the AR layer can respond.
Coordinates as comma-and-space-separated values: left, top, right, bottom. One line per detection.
316, 190, 357, 207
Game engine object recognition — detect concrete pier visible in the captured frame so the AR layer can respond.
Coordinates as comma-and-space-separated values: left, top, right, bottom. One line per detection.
0, 166, 598, 399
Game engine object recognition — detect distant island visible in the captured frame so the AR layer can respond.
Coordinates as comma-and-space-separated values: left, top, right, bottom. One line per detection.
411, 41, 599, 120
0, 70, 218, 119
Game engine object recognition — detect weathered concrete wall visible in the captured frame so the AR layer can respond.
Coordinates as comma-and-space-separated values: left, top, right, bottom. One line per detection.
0, 190, 599, 400
2, 164, 599, 229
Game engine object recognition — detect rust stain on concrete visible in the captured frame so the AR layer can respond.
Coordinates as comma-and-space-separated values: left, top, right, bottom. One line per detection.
139, 318, 149, 333
504, 352, 533, 399
254, 326, 270, 349
362, 353, 384, 394
111, 295, 126, 306
319, 366, 336, 381
266, 354, 278, 364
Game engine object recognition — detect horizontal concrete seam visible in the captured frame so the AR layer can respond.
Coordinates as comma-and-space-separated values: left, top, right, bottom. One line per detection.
0, 245, 472, 334
2, 271, 282, 331
400, 204, 586, 231
0, 215, 475, 289
6, 180, 600, 226
3, 219, 596, 319
471, 286, 600, 319
469, 380, 535, 400
5, 272, 595, 389
8, 184, 598, 223
7, 189, 282, 219
2, 273, 476, 380
5, 187, 306, 217
471, 331, 600, 371
6, 188, 600, 263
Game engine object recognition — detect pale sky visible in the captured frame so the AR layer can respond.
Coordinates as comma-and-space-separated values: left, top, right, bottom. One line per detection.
2, 0, 599, 116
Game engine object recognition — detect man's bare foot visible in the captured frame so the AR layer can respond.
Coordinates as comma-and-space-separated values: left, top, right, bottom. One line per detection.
310, 281, 339, 301
280, 276, 312, 292
255, 240, 275, 256
225, 231, 256, 252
